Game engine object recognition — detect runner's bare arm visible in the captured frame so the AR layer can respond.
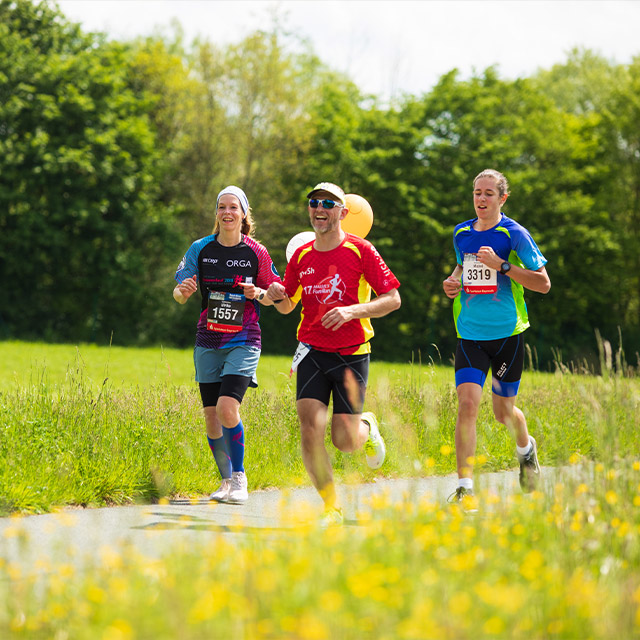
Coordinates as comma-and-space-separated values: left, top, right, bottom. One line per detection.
499, 264, 550, 294
238, 281, 275, 306
173, 275, 198, 304
475, 247, 550, 294
266, 282, 296, 314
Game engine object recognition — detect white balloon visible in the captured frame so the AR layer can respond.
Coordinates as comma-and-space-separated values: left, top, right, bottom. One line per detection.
286, 231, 315, 262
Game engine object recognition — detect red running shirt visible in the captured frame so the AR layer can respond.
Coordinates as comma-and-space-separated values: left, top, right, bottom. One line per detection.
283, 233, 400, 355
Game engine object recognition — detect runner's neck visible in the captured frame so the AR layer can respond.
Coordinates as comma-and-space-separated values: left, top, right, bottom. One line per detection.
217, 229, 242, 247
474, 214, 502, 231
313, 229, 346, 252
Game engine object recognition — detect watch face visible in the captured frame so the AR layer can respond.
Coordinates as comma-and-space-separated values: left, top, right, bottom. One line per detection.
501, 262, 511, 273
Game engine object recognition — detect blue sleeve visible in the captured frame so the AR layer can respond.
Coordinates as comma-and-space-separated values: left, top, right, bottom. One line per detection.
512, 229, 547, 271
175, 239, 202, 283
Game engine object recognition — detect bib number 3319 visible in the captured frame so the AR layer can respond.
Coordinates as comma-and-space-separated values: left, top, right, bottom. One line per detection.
207, 291, 245, 333
463, 253, 497, 294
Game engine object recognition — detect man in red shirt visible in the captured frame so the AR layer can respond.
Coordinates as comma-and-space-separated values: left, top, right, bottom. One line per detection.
267, 182, 401, 525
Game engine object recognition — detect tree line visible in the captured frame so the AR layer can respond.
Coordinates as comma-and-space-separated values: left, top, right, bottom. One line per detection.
2, 0, 639, 369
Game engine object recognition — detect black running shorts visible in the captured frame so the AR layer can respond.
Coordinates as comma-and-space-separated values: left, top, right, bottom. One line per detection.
296, 349, 370, 414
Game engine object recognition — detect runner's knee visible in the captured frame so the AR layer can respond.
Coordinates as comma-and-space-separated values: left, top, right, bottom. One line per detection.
216, 396, 240, 426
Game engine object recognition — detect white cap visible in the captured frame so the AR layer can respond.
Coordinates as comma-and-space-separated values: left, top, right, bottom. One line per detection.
306, 182, 346, 206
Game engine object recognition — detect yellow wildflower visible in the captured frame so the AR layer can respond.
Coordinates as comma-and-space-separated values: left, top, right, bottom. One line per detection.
520, 549, 544, 581
483, 616, 505, 634
87, 585, 106, 604
605, 490, 618, 505
319, 590, 343, 612
102, 619, 134, 640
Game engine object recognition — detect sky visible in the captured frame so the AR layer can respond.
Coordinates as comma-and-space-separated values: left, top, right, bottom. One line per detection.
56, 0, 640, 101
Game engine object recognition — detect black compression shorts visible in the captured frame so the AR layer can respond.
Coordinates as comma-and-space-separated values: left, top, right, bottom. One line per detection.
199, 375, 252, 407
454, 333, 525, 397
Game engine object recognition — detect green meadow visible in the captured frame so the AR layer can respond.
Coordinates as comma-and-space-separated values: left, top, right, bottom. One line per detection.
1, 340, 640, 638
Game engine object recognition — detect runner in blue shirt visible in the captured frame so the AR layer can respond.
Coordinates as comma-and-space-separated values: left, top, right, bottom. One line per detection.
174, 186, 281, 505
443, 169, 551, 508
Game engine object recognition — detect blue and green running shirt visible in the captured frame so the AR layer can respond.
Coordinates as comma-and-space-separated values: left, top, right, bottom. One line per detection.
452, 213, 547, 340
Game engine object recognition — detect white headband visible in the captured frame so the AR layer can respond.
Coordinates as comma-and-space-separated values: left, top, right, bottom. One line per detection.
217, 185, 249, 218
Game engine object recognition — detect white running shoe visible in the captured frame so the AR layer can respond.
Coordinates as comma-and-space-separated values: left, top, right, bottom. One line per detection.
518, 435, 541, 493
320, 507, 344, 530
362, 412, 386, 469
209, 478, 231, 502
227, 471, 248, 504
447, 486, 479, 514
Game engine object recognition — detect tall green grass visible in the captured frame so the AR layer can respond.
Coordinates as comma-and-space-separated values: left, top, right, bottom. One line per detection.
1, 341, 638, 514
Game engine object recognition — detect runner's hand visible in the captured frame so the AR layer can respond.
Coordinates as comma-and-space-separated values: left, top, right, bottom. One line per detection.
321, 306, 354, 331
238, 281, 258, 299
266, 282, 286, 301
443, 276, 461, 299
176, 275, 198, 299
476, 246, 501, 270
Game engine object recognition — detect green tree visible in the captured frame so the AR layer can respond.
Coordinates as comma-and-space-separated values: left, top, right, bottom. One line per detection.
532, 47, 626, 115
5, 2, 638, 367
533, 49, 640, 360
0, 0, 181, 343
606, 56, 640, 349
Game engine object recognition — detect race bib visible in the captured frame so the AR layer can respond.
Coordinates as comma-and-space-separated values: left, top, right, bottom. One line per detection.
207, 291, 245, 333
463, 253, 497, 294
290, 342, 311, 377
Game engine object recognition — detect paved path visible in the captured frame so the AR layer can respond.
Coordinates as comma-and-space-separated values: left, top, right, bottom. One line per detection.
0, 468, 557, 573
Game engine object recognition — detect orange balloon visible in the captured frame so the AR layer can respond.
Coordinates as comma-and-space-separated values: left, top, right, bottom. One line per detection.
341, 194, 373, 238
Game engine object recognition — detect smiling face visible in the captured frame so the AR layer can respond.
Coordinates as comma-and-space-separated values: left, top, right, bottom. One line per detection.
308, 191, 346, 235
216, 194, 244, 234
473, 176, 508, 223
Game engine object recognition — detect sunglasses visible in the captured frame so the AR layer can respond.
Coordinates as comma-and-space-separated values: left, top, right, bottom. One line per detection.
308, 198, 342, 210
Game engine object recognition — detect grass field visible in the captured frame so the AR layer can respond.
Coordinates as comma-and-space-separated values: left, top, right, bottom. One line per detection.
1, 340, 639, 638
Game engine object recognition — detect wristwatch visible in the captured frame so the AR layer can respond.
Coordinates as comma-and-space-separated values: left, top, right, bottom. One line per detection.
500, 261, 511, 275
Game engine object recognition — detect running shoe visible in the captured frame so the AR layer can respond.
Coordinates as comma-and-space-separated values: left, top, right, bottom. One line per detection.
209, 478, 231, 502
362, 412, 386, 469
227, 471, 248, 504
447, 487, 478, 513
518, 435, 541, 492
320, 507, 344, 529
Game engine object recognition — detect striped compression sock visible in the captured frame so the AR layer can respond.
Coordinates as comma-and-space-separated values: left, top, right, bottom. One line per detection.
207, 435, 231, 479
223, 421, 245, 473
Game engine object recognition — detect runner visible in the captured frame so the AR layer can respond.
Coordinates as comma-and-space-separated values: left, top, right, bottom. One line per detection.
173, 185, 281, 504
443, 169, 551, 507
267, 182, 401, 526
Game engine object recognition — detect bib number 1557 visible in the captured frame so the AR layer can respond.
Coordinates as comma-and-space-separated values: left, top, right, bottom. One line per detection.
207, 291, 245, 333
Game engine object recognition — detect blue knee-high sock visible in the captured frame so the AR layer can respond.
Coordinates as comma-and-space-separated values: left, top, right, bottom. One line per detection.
223, 421, 245, 473
207, 435, 232, 479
